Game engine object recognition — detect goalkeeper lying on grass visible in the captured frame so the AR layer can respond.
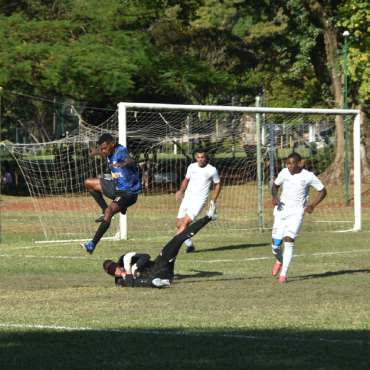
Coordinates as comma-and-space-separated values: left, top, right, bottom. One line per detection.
103, 202, 218, 288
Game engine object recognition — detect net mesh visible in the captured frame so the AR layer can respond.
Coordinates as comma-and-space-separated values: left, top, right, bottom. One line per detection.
4, 107, 354, 241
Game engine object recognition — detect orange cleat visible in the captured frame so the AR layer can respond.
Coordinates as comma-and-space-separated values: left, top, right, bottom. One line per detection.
279, 276, 287, 284
272, 262, 282, 276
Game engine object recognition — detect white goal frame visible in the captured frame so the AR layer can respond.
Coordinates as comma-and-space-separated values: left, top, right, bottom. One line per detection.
118, 102, 361, 239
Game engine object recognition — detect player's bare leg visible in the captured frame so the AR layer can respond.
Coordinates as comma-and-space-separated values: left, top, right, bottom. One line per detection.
81, 202, 121, 255
84, 178, 110, 222
176, 214, 194, 253
84, 178, 103, 192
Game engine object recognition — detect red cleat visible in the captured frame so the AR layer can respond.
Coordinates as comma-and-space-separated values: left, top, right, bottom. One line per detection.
279, 276, 287, 284
272, 262, 282, 276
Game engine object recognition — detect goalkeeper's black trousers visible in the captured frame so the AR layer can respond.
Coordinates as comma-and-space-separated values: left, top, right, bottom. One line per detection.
134, 215, 213, 288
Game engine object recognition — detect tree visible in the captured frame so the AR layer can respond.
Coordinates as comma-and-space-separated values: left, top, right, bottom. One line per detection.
0, 0, 239, 141
230, 0, 370, 183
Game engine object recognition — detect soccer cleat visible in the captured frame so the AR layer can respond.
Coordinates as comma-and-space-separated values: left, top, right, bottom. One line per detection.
183, 246, 195, 254
272, 262, 282, 276
152, 278, 170, 288
95, 214, 115, 223
95, 214, 104, 223
80, 241, 95, 255
279, 276, 287, 284
207, 200, 218, 220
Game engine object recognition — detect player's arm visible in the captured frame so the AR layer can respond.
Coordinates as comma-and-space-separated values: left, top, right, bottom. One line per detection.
112, 157, 135, 169
210, 170, 221, 204
304, 188, 327, 214
175, 177, 190, 200
131, 253, 150, 276
271, 183, 281, 206
90, 148, 106, 157
111, 146, 136, 168
212, 182, 221, 203
120, 252, 136, 287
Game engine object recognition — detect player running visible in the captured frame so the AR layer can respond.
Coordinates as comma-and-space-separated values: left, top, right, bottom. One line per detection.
271, 153, 327, 283
175, 148, 221, 253
103, 204, 218, 288
81, 133, 141, 255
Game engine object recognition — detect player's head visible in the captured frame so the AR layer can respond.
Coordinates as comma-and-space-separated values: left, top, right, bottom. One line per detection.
103, 259, 124, 277
287, 153, 302, 175
195, 148, 207, 167
97, 133, 115, 156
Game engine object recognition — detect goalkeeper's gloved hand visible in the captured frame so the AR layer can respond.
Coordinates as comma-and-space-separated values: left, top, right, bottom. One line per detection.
131, 263, 139, 278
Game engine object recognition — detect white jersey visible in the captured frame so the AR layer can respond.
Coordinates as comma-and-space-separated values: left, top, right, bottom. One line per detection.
274, 168, 324, 215
184, 163, 220, 200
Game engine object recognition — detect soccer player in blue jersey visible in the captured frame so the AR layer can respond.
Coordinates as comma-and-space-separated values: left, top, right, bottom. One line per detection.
81, 133, 142, 254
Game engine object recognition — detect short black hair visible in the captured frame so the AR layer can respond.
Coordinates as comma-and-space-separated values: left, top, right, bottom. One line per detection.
97, 133, 114, 145
103, 259, 114, 271
195, 147, 207, 155
287, 152, 302, 162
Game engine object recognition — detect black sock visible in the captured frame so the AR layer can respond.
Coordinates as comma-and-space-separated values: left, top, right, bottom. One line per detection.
162, 216, 212, 261
89, 191, 108, 213
92, 220, 110, 246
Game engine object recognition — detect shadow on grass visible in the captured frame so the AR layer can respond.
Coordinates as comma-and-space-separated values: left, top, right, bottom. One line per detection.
191, 243, 267, 253
175, 270, 223, 280
175, 275, 267, 285
0, 327, 369, 370
294, 269, 370, 281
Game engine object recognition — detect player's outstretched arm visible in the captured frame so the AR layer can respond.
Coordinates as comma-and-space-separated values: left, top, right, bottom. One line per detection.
112, 157, 135, 168
305, 188, 327, 214
90, 148, 106, 157
175, 177, 190, 200
271, 183, 281, 206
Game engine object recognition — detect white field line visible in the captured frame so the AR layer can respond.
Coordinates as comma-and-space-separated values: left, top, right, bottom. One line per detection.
0, 243, 75, 251
0, 249, 370, 263
185, 248, 370, 263
0, 323, 368, 346
0, 254, 102, 260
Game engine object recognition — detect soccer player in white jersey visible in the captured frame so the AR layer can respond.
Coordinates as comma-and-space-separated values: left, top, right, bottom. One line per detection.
271, 152, 327, 283
175, 148, 221, 253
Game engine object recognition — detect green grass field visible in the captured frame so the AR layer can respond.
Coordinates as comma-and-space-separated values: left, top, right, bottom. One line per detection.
1, 196, 370, 369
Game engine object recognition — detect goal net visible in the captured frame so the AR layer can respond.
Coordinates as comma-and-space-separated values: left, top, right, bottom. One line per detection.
4, 103, 361, 242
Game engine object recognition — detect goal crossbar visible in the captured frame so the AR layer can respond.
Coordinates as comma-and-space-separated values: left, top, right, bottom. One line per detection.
120, 102, 360, 115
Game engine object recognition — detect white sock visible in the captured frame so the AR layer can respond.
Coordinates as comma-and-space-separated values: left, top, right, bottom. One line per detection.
281, 242, 294, 277
271, 244, 283, 264
185, 238, 193, 247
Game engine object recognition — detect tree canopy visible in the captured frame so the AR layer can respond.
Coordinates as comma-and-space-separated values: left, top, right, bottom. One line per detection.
2, 0, 370, 182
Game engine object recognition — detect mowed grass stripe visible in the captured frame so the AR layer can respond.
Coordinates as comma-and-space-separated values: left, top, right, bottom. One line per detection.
1, 323, 369, 345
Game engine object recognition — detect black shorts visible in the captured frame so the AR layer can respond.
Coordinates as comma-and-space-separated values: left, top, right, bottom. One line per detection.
148, 254, 175, 281
100, 179, 138, 213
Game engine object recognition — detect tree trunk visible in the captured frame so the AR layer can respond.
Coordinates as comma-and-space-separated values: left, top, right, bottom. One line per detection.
301, 0, 370, 184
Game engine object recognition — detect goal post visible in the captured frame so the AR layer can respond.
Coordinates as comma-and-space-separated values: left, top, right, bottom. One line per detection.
353, 113, 361, 231
118, 103, 128, 240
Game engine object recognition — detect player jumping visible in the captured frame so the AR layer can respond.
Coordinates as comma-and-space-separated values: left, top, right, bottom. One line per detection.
175, 148, 221, 253
271, 153, 327, 283
81, 133, 142, 254
103, 203, 218, 288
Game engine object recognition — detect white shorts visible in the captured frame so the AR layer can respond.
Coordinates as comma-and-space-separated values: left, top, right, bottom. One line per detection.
272, 213, 304, 240
177, 196, 207, 221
